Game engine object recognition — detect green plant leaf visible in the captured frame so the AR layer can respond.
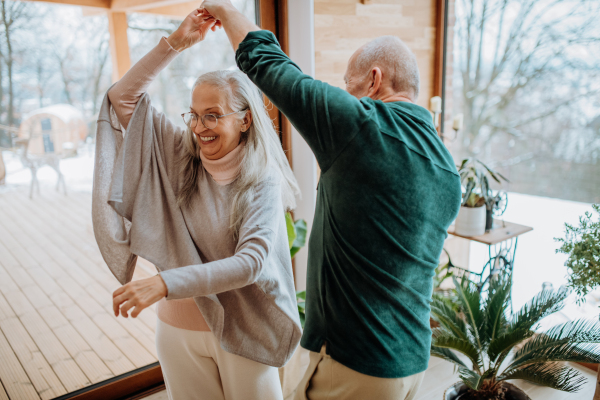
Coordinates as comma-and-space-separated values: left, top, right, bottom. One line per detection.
430, 345, 468, 369
432, 328, 481, 367
542, 318, 600, 343
510, 286, 569, 332
482, 277, 512, 344
498, 363, 585, 393
290, 219, 307, 258
453, 276, 484, 357
507, 337, 600, 372
297, 304, 305, 328
430, 295, 469, 341
487, 328, 535, 366
285, 212, 296, 249
458, 368, 483, 390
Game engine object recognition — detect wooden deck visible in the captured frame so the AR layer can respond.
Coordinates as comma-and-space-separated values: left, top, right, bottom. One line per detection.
0, 186, 159, 400
0, 184, 597, 400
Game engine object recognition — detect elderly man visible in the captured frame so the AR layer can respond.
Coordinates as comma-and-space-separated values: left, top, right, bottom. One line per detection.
203, 2, 462, 399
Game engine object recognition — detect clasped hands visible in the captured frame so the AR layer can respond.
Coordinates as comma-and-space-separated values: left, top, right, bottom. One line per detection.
166, 1, 234, 52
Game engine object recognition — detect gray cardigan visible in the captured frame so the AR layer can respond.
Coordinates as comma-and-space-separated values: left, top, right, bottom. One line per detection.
92, 89, 301, 367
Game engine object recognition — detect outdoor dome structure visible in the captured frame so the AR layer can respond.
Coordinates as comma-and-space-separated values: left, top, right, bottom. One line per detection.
18, 104, 88, 156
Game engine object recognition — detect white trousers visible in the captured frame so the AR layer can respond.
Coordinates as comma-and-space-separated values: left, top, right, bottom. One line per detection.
155, 319, 284, 400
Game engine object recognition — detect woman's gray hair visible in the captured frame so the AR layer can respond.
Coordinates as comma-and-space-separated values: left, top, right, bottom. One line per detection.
178, 70, 300, 239
353, 36, 420, 100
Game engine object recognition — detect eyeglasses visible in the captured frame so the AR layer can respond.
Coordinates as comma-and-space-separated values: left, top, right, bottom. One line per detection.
181, 109, 248, 130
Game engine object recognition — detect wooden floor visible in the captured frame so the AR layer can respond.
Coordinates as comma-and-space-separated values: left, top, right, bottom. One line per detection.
142, 355, 597, 400
0, 185, 159, 400
0, 184, 597, 400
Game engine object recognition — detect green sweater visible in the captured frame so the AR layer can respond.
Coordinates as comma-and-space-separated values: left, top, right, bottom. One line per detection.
236, 31, 462, 378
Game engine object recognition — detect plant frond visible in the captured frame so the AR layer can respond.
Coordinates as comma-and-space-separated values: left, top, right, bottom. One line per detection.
542, 318, 600, 343
432, 328, 480, 368
508, 340, 600, 371
488, 328, 535, 365
510, 286, 569, 332
498, 363, 585, 393
453, 276, 484, 352
430, 295, 469, 341
458, 367, 484, 390
431, 345, 468, 369
483, 277, 512, 344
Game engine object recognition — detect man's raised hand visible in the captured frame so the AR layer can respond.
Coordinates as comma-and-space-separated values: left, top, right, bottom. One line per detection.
166, 8, 220, 52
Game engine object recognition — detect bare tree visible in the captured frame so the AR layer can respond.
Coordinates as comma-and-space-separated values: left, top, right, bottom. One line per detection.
454, 0, 600, 158
0, 0, 33, 128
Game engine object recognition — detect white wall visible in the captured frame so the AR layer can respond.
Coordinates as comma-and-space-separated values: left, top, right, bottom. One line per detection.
287, 0, 317, 291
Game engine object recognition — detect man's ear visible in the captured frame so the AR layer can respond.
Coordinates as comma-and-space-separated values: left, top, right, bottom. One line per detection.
366, 67, 383, 99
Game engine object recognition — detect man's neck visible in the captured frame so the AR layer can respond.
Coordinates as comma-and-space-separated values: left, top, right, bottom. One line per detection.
369, 90, 414, 104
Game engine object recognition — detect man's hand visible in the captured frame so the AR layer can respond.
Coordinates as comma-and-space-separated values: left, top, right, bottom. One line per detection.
167, 8, 220, 52
112, 275, 168, 318
201, 0, 261, 51
200, 0, 236, 21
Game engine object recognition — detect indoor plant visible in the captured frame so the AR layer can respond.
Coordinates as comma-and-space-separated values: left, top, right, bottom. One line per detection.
555, 203, 600, 399
286, 212, 308, 328
455, 159, 508, 236
431, 276, 600, 399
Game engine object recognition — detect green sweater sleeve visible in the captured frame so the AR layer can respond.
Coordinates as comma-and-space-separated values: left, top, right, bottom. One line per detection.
236, 30, 369, 172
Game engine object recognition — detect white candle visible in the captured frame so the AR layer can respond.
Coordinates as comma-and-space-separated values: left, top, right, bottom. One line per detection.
453, 113, 463, 130
430, 96, 442, 113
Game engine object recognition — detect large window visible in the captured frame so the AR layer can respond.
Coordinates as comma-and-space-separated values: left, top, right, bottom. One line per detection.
0, 1, 259, 398
442, 0, 600, 310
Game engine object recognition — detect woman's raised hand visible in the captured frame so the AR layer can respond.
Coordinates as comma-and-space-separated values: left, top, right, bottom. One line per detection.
112, 275, 168, 318
166, 8, 220, 52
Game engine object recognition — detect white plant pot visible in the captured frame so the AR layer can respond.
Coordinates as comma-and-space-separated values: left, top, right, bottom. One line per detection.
454, 206, 486, 237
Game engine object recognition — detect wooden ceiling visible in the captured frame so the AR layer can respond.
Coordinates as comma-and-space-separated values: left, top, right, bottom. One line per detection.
24, 0, 198, 19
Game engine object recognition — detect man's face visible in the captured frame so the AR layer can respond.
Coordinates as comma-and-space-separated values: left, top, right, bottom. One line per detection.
344, 49, 369, 99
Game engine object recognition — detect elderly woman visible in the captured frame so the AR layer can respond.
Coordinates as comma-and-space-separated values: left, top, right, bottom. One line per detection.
93, 8, 301, 400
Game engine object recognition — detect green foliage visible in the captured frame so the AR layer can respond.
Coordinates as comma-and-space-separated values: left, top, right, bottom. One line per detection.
430, 277, 599, 396
555, 204, 600, 303
285, 212, 308, 329
433, 249, 454, 292
457, 158, 508, 208
296, 290, 306, 329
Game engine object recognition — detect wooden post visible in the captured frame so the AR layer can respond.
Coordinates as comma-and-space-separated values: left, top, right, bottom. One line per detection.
107, 12, 131, 82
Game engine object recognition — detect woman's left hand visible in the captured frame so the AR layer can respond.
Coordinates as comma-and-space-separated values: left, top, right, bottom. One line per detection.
166, 8, 220, 52
113, 275, 168, 318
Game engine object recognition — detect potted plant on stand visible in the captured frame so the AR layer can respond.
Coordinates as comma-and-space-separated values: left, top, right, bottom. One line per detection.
556, 203, 600, 399
455, 159, 508, 236
431, 276, 600, 399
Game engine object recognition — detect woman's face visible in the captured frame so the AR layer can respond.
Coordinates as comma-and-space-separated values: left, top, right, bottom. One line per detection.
190, 83, 251, 160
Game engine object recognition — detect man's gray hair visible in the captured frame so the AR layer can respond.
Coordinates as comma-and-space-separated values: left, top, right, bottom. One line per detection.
353, 36, 420, 100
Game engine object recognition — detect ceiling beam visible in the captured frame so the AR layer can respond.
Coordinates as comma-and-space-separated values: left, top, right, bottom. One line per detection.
132, 1, 197, 19
109, 0, 191, 12
22, 0, 110, 9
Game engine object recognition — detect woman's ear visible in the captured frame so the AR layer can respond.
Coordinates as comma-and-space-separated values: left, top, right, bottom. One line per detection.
242, 110, 253, 132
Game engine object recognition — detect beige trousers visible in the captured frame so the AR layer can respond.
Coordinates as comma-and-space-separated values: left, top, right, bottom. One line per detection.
155, 319, 283, 400
293, 345, 424, 400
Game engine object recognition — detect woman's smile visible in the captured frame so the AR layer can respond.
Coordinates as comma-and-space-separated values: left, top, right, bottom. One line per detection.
197, 133, 218, 145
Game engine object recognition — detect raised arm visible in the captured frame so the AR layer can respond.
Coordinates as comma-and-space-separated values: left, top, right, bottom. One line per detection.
108, 8, 219, 129
202, 1, 369, 172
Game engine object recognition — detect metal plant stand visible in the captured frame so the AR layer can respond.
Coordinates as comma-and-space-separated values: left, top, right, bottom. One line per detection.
447, 220, 533, 303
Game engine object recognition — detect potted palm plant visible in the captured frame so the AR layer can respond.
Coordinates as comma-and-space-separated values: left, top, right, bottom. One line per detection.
455, 159, 508, 236
431, 276, 600, 399
555, 203, 600, 399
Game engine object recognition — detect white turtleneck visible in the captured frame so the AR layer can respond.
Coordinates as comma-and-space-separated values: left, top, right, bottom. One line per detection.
200, 142, 245, 185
